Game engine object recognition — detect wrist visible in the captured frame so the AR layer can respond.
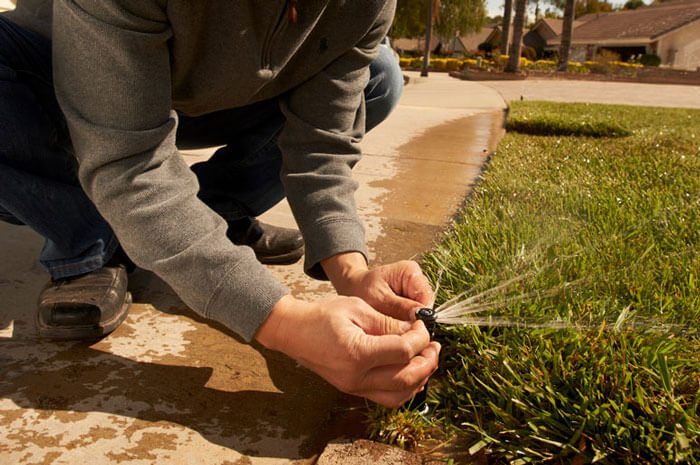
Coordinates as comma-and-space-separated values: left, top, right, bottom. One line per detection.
320, 252, 368, 293
255, 294, 303, 352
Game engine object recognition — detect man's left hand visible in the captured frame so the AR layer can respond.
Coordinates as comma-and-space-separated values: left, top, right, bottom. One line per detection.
321, 252, 434, 321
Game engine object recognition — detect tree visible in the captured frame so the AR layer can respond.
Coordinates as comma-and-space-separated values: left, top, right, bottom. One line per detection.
392, 0, 487, 39
575, 0, 613, 17
433, 0, 487, 39
501, 0, 513, 56
505, 0, 528, 72
393, 0, 430, 38
623, 0, 644, 8
557, 0, 575, 71
531, 0, 542, 22
546, 0, 613, 16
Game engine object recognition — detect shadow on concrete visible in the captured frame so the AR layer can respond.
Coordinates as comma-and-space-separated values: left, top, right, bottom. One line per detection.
505, 116, 631, 138
0, 269, 365, 460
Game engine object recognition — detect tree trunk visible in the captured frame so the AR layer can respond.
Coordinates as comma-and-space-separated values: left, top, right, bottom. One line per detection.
505, 0, 527, 72
501, 0, 513, 56
557, 0, 575, 72
421, 0, 433, 77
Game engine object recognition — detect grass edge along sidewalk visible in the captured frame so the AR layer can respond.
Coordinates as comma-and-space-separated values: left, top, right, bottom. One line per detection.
367, 101, 700, 464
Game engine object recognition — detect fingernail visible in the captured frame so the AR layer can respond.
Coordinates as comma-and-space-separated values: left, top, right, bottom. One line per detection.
399, 321, 412, 332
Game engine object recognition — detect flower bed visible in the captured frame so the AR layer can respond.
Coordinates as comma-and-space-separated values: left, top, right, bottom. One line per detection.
399, 56, 646, 76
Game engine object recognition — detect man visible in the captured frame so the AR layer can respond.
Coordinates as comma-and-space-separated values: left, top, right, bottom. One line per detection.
0, 0, 440, 408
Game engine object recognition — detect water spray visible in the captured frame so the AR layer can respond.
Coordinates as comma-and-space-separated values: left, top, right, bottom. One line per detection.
402, 276, 691, 415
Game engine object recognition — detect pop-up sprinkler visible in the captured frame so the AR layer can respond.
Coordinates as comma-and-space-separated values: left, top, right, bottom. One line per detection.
403, 307, 437, 415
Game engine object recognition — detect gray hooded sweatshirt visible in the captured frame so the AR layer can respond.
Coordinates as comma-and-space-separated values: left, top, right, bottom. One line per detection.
5, 0, 395, 341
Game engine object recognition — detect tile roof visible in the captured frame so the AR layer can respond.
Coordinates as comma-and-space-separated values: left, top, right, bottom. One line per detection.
457, 24, 499, 51
537, 17, 588, 36
559, 0, 700, 44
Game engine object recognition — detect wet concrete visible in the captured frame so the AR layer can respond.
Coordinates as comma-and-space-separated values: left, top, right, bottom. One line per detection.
0, 69, 507, 464
368, 111, 505, 266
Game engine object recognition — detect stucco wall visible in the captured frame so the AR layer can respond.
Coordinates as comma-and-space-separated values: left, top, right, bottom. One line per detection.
657, 20, 700, 71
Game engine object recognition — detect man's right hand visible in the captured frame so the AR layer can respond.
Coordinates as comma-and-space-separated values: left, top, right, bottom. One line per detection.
255, 295, 440, 408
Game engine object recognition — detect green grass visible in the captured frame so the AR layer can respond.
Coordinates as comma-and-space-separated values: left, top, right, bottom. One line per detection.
367, 102, 700, 464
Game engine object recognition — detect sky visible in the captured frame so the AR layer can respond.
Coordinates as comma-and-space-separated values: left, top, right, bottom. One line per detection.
484, 0, 653, 19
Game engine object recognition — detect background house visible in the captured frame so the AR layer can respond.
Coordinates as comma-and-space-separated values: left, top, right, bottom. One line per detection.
524, 17, 590, 52
538, 0, 700, 69
393, 34, 449, 56
452, 24, 502, 55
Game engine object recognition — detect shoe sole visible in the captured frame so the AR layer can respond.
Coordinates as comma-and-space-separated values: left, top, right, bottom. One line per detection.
36, 292, 133, 341
256, 247, 304, 265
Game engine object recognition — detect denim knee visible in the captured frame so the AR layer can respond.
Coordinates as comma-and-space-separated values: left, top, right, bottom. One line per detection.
365, 42, 404, 131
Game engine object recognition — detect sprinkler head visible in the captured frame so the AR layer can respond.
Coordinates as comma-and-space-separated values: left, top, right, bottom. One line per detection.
416, 307, 436, 335
402, 308, 438, 415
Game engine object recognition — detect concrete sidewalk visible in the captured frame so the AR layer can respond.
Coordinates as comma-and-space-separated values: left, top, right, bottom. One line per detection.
0, 71, 506, 464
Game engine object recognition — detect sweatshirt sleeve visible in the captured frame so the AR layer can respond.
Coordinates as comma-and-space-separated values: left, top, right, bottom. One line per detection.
52, 0, 288, 341
278, 1, 395, 280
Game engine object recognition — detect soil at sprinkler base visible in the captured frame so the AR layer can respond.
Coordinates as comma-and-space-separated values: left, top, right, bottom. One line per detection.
317, 439, 441, 465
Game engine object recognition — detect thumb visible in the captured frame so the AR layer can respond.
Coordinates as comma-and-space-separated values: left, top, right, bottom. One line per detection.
374, 293, 424, 322
356, 305, 414, 336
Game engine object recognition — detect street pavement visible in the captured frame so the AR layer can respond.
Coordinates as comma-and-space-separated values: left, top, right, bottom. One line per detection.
480, 79, 700, 108
0, 71, 506, 464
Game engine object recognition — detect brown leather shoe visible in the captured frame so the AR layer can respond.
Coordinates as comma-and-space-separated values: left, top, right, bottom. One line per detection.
227, 218, 304, 265
36, 264, 132, 340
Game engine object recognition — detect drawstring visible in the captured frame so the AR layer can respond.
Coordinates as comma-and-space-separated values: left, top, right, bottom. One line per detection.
287, 0, 297, 23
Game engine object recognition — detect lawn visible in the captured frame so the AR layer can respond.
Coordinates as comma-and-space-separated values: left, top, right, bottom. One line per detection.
367, 101, 700, 464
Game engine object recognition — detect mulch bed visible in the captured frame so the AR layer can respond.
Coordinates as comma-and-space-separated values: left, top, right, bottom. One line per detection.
448, 68, 700, 86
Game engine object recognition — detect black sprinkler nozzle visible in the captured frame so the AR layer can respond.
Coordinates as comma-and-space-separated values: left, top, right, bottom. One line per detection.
402, 307, 437, 415
416, 307, 436, 335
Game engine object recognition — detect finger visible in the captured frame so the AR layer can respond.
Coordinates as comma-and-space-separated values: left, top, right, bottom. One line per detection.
358, 341, 440, 392
373, 293, 424, 321
360, 370, 434, 406
359, 320, 431, 368
399, 261, 435, 307
361, 387, 420, 409
358, 365, 437, 408
355, 302, 415, 336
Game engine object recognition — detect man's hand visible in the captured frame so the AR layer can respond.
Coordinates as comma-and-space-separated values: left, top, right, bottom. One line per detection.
321, 252, 434, 321
255, 295, 440, 408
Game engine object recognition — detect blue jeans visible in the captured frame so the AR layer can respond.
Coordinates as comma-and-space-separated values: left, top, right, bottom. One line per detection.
0, 16, 403, 280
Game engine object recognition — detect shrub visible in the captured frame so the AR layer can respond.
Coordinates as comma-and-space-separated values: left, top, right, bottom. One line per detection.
567, 61, 589, 73
522, 46, 537, 61
410, 58, 423, 69
590, 49, 621, 74
399, 57, 411, 68
478, 42, 495, 57
430, 58, 447, 71
640, 54, 662, 67
530, 59, 557, 71
462, 58, 478, 70
445, 59, 461, 71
